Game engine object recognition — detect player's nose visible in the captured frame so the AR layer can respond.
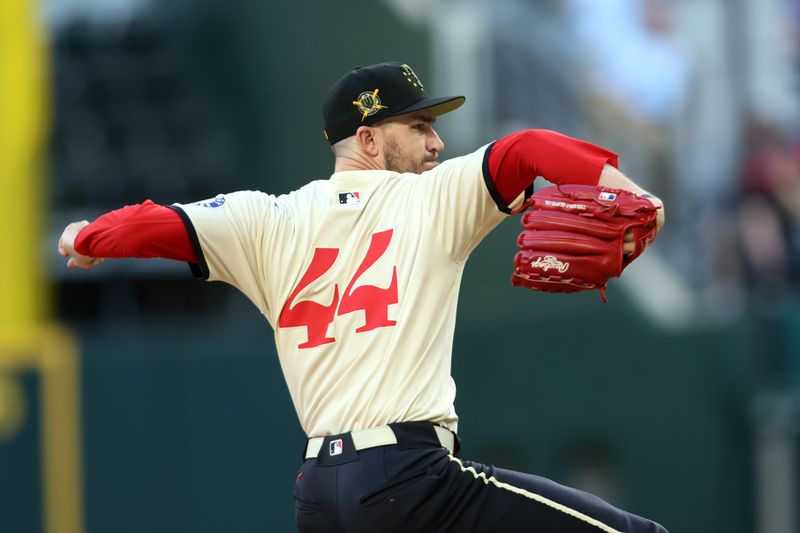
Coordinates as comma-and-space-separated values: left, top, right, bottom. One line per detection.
428, 128, 444, 154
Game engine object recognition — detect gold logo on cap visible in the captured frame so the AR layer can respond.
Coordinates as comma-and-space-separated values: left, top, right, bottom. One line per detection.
401, 64, 424, 89
352, 89, 388, 121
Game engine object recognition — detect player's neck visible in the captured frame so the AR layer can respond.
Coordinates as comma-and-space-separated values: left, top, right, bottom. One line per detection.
334, 153, 386, 173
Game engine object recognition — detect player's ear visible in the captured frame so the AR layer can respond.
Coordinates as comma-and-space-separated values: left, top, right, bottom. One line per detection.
354, 125, 380, 157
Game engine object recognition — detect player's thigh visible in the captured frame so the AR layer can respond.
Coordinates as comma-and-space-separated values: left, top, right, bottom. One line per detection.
447, 457, 668, 533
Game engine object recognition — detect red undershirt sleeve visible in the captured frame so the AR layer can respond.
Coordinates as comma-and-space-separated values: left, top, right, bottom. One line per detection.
483, 129, 619, 211
73, 200, 198, 263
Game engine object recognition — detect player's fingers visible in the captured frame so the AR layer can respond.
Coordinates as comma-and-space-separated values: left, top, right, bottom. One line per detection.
71, 256, 104, 270
58, 237, 72, 257
67, 256, 89, 270
68, 258, 89, 270
622, 230, 635, 255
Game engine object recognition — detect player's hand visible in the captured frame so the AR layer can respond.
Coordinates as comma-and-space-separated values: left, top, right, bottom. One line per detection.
622, 194, 664, 258
645, 195, 666, 233
598, 164, 665, 233
58, 220, 105, 270
623, 231, 635, 256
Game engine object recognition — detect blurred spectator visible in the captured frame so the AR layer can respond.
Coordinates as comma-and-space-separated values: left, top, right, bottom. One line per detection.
736, 120, 800, 309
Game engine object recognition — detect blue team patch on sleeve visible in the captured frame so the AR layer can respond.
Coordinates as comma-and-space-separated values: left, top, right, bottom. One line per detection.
194, 194, 226, 208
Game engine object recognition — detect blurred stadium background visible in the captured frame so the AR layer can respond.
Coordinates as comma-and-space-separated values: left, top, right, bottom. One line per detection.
2, 0, 800, 531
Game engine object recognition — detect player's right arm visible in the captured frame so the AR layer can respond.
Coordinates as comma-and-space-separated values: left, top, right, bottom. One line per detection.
59, 191, 285, 317
57, 200, 197, 270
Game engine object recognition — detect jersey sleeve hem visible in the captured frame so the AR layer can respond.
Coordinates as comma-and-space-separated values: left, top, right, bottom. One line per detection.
165, 204, 210, 280
482, 141, 533, 215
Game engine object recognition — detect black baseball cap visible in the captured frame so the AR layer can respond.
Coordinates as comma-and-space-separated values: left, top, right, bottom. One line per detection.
322, 61, 465, 144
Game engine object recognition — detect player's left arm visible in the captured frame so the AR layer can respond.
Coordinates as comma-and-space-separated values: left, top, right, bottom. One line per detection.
420, 129, 665, 261
486, 129, 665, 247
486, 129, 616, 211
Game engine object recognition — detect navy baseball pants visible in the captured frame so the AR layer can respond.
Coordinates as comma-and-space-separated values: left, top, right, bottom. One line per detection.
294, 422, 668, 533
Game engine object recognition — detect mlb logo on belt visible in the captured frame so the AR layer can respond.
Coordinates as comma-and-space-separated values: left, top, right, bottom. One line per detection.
329, 438, 344, 456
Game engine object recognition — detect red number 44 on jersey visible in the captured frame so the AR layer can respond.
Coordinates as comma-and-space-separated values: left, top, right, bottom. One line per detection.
278, 229, 399, 349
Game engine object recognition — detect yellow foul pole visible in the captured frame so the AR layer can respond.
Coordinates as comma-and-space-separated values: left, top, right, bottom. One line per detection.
0, 0, 48, 326
0, 3, 84, 533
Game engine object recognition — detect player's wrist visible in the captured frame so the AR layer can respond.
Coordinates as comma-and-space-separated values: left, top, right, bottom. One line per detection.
639, 192, 662, 207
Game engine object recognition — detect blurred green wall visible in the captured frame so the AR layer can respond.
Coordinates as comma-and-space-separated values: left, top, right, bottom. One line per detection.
0, 372, 43, 533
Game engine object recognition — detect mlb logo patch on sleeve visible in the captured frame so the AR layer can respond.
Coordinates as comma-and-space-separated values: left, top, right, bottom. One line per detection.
338, 191, 361, 205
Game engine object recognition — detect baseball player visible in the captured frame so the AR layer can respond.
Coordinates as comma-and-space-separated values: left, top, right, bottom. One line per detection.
59, 62, 667, 532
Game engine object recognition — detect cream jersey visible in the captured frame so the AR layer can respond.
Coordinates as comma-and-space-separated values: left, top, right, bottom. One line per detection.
173, 145, 512, 437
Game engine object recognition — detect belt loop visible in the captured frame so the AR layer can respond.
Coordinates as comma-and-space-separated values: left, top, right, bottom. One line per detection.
389, 421, 438, 450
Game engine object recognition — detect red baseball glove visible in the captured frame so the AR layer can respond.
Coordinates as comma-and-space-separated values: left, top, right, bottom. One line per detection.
511, 184, 660, 302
